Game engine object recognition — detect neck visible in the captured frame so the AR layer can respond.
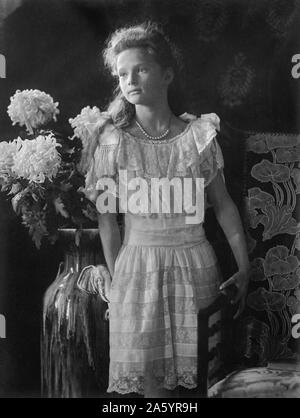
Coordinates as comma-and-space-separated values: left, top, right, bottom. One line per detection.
134, 103, 173, 133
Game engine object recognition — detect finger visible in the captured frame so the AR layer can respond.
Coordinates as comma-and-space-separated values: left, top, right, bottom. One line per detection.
233, 304, 242, 320
219, 276, 236, 290
232, 288, 244, 304
233, 299, 245, 320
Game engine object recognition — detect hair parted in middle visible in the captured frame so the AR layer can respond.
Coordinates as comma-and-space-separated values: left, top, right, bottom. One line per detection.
102, 21, 187, 128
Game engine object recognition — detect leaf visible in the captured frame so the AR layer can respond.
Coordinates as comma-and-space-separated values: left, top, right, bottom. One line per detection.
247, 187, 274, 210
288, 301, 300, 316
295, 235, 300, 251
251, 160, 290, 183
53, 197, 69, 218
260, 205, 300, 241
264, 245, 299, 276
291, 168, 300, 193
82, 204, 98, 222
247, 135, 269, 154
287, 295, 297, 307
276, 145, 300, 163
58, 182, 73, 192
271, 271, 300, 291
294, 288, 300, 301
27, 220, 47, 250
8, 182, 22, 195
11, 189, 28, 214
266, 134, 299, 150
247, 287, 286, 311
48, 233, 58, 245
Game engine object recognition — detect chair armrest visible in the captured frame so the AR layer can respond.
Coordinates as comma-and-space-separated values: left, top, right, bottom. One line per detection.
198, 294, 229, 319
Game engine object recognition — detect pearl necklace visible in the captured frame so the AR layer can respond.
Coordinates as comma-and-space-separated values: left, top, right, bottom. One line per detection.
135, 115, 171, 140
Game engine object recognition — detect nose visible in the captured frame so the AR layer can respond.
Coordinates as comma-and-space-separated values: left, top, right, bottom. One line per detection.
127, 71, 138, 86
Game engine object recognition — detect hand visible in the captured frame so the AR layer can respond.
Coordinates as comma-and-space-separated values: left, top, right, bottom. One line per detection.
96, 265, 112, 303
76, 264, 112, 303
219, 269, 249, 319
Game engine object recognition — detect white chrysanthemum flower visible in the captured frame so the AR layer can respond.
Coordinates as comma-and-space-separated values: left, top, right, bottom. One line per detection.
69, 106, 111, 174
0, 139, 21, 182
12, 133, 62, 183
7, 89, 60, 133
69, 106, 102, 149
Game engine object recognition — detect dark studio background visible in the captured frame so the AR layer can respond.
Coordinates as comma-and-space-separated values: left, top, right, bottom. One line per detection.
0, 0, 299, 397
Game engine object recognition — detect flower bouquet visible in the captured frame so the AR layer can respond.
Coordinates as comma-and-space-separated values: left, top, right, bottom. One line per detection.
0, 89, 99, 248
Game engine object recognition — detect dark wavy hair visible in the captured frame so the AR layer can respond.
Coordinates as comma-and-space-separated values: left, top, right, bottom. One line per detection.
102, 21, 187, 128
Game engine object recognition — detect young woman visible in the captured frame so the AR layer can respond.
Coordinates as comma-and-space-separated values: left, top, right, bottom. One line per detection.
83, 21, 250, 398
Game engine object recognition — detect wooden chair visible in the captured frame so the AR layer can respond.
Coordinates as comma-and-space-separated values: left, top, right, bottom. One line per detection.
197, 294, 233, 397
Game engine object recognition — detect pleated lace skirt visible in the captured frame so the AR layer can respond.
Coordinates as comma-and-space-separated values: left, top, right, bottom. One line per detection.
106, 221, 222, 395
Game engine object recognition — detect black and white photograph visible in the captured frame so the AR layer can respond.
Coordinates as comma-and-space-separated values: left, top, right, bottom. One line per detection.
0, 0, 300, 402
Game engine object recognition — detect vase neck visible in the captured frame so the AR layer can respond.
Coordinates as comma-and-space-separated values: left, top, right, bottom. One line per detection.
58, 230, 103, 273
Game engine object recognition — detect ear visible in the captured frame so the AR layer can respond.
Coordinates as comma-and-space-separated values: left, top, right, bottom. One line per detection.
164, 67, 174, 86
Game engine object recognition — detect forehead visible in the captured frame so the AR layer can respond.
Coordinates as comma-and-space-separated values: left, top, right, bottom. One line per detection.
116, 47, 157, 70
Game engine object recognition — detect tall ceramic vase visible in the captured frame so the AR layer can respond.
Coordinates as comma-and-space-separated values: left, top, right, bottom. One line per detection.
41, 229, 109, 398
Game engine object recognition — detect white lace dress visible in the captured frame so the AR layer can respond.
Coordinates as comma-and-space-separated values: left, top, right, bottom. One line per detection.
84, 112, 225, 395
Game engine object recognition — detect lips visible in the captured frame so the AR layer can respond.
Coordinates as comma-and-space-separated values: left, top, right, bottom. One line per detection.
129, 89, 141, 94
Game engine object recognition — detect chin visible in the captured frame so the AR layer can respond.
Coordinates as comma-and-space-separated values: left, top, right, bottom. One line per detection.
126, 92, 149, 105
127, 97, 145, 105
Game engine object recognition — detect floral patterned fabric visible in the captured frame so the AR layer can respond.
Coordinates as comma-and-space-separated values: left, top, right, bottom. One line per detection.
238, 132, 300, 364
84, 113, 225, 395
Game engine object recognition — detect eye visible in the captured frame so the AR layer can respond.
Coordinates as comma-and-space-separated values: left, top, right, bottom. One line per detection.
139, 67, 148, 73
118, 72, 127, 78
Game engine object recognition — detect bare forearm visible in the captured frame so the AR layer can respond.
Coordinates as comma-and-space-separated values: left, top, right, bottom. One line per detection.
97, 213, 122, 277
215, 199, 250, 273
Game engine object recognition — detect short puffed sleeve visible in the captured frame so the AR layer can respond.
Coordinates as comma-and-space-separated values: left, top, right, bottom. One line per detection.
83, 121, 120, 204
195, 113, 225, 188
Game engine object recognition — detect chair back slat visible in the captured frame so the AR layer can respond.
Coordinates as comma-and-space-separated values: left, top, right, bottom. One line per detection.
197, 294, 230, 397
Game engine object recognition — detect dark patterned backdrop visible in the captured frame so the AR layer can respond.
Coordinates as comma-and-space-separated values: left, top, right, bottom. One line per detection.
235, 131, 300, 367
0, 0, 299, 396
